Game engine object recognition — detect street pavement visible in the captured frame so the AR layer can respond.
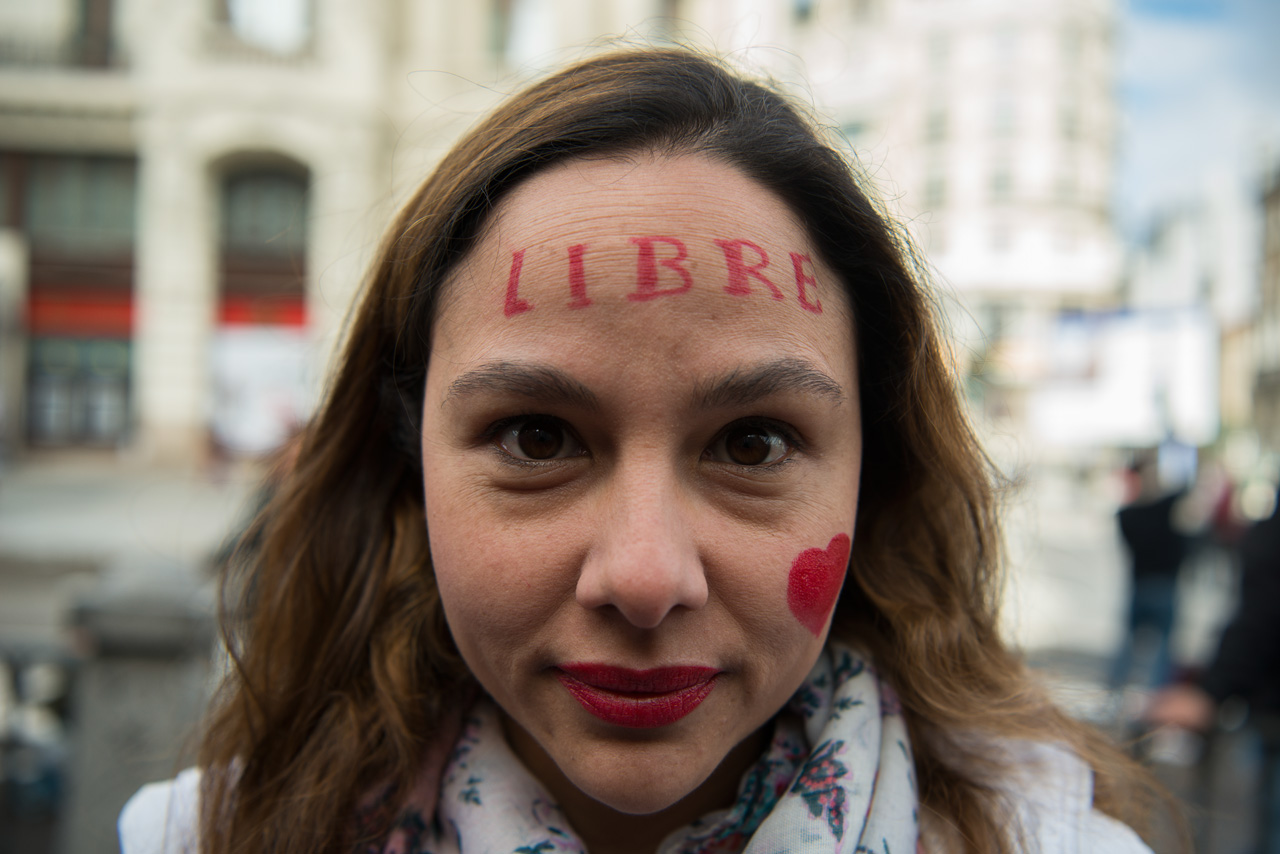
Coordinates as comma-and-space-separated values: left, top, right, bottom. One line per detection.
0, 454, 257, 654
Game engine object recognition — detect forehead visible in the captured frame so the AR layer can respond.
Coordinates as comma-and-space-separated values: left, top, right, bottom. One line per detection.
479, 153, 805, 255
430, 153, 855, 386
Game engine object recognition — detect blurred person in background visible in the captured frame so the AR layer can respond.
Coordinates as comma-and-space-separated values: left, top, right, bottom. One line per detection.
118, 48, 1180, 854
1108, 453, 1193, 695
1146, 487, 1280, 854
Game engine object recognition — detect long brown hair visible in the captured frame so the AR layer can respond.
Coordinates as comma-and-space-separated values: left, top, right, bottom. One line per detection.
199, 47, 1181, 853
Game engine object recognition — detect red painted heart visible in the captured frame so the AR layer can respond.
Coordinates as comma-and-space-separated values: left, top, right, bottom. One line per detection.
787, 533, 851, 636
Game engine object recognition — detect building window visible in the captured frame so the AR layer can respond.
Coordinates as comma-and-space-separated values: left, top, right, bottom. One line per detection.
655, 0, 683, 42
1055, 164, 1078, 203
27, 337, 131, 447
1, 153, 136, 449
0, 0, 119, 67
221, 169, 307, 257
218, 0, 311, 55
1060, 100, 1080, 140
989, 164, 1014, 202
12, 153, 138, 448
924, 160, 947, 208
218, 165, 309, 324
494, 0, 554, 66
214, 163, 311, 456
925, 106, 948, 142
852, 0, 878, 23
992, 22, 1018, 66
991, 95, 1017, 137
24, 156, 136, 255
490, 0, 513, 60
927, 31, 950, 73
1060, 23, 1083, 64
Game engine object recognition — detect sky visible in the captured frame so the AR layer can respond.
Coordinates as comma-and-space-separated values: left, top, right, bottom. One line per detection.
1115, 0, 1280, 238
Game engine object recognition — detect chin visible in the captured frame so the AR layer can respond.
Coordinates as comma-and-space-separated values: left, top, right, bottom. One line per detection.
569, 764, 711, 816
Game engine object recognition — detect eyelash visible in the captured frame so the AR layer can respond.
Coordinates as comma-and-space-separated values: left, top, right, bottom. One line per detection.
482, 415, 803, 469
706, 417, 803, 469
483, 415, 587, 467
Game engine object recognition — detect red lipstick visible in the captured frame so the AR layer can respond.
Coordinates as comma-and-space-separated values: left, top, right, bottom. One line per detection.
556, 664, 719, 728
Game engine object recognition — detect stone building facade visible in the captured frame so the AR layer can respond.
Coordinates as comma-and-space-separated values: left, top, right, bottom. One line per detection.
0, 0, 1120, 465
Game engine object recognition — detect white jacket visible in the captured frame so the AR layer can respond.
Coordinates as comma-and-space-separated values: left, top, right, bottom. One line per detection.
118, 742, 1154, 854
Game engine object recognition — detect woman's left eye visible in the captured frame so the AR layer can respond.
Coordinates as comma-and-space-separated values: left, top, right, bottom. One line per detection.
705, 421, 795, 467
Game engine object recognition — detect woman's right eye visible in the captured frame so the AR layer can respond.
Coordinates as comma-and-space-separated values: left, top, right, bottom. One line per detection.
492, 417, 584, 462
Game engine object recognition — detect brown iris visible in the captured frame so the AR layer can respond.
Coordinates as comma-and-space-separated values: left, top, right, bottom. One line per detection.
722, 426, 784, 466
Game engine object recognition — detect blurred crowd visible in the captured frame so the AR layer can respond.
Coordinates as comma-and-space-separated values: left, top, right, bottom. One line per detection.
1107, 442, 1280, 853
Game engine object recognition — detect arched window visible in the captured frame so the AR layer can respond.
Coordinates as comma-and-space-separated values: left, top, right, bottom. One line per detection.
217, 164, 307, 325
212, 160, 311, 456
215, 0, 311, 55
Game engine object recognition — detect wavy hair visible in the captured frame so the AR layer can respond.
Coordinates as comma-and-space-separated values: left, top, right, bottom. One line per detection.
198, 47, 1181, 853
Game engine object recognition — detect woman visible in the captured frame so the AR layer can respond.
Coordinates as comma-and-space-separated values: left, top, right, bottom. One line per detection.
121, 48, 1177, 853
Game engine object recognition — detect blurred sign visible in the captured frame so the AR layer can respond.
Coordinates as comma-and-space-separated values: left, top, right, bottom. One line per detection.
209, 325, 312, 456
1028, 307, 1218, 447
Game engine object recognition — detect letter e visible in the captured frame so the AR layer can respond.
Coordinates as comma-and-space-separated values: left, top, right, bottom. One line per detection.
791, 252, 823, 314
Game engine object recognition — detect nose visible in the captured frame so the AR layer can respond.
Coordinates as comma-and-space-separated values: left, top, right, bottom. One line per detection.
575, 469, 709, 629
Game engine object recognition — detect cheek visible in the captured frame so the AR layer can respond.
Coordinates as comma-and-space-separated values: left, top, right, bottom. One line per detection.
426, 504, 576, 641
785, 534, 852, 636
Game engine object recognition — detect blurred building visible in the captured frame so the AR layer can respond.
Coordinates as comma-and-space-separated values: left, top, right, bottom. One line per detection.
0, 0, 1122, 467
682, 0, 1125, 448
1122, 177, 1260, 446
0, 0, 390, 463
1256, 164, 1280, 450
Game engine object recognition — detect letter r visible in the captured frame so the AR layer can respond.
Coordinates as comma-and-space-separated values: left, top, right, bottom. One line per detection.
716, 239, 784, 300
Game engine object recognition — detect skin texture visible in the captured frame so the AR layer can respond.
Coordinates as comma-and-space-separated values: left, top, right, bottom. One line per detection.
420, 153, 862, 854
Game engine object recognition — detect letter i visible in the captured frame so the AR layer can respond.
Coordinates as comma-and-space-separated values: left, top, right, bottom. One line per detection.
504, 249, 532, 317
567, 244, 591, 308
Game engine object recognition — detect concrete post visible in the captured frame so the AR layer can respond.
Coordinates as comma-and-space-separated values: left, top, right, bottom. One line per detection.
57, 559, 215, 854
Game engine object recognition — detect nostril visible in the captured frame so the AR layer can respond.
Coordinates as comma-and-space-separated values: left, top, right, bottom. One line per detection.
576, 550, 708, 628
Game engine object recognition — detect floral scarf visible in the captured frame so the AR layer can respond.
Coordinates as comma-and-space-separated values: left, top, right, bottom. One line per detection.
367, 643, 918, 854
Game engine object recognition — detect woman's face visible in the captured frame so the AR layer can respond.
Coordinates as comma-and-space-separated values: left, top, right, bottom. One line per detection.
421, 153, 861, 821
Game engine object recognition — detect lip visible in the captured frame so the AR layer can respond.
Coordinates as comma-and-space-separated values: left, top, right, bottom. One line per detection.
556, 663, 720, 728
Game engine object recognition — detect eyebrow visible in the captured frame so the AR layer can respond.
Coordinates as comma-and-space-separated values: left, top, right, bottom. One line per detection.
694, 358, 847, 409
444, 362, 601, 410
442, 356, 846, 411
